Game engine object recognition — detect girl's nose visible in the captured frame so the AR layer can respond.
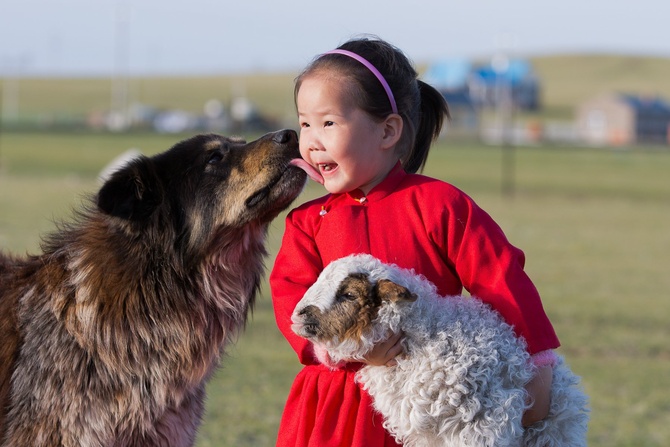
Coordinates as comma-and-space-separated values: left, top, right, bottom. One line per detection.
301, 132, 323, 152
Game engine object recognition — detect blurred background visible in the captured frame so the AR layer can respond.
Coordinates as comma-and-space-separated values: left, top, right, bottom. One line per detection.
2, 0, 670, 142
1, 1, 669, 446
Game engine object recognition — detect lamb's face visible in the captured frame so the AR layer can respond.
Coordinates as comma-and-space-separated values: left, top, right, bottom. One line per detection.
292, 273, 378, 344
292, 272, 417, 346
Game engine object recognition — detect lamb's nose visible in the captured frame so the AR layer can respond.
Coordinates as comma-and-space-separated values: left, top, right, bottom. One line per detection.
272, 129, 298, 144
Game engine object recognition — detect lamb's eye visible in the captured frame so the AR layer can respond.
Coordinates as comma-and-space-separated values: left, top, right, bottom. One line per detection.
337, 292, 356, 302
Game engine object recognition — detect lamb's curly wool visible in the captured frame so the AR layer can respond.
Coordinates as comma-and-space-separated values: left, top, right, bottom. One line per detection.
293, 254, 589, 447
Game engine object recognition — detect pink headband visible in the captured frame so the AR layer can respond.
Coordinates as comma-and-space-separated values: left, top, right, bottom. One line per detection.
323, 49, 398, 114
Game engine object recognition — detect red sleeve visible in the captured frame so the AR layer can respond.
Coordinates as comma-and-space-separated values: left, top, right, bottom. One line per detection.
437, 189, 559, 354
269, 208, 324, 365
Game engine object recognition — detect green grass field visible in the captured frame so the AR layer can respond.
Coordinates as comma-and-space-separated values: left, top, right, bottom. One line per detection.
1, 130, 669, 446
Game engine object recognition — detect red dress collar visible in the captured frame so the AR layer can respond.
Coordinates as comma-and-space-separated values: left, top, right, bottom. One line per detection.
345, 161, 406, 204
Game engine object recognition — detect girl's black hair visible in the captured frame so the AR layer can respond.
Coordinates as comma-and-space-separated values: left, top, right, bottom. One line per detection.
295, 36, 450, 173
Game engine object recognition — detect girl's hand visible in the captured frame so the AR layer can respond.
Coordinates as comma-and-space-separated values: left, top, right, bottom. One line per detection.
522, 364, 553, 427
362, 332, 404, 367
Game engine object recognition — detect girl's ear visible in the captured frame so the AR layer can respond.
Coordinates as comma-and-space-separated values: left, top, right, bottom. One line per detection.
380, 114, 403, 150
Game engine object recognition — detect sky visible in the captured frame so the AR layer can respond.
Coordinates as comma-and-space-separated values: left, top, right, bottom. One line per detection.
1, 0, 669, 77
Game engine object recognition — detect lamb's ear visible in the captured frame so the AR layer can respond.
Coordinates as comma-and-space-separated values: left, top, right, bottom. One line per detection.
375, 279, 418, 303
97, 157, 161, 221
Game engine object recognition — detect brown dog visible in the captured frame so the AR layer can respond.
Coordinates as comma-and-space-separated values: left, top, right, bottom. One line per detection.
0, 130, 307, 446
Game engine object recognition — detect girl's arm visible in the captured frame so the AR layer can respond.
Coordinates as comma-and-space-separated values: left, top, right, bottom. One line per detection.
435, 189, 560, 424
523, 364, 553, 426
437, 190, 560, 355
523, 349, 558, 425
270, 211, 324, 365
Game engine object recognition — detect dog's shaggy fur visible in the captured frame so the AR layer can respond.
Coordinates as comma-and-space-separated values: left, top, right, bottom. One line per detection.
0, 130, 308, 446
292, 254, 589, 447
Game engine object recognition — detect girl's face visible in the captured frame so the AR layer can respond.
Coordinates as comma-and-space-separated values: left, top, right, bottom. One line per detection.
296, 73, 399, 195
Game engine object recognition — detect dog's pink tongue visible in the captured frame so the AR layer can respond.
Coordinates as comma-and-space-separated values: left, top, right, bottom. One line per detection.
290, 159, 324, 184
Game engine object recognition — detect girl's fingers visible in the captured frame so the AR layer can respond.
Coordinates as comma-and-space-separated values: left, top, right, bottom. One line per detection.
384, 332, 404, 365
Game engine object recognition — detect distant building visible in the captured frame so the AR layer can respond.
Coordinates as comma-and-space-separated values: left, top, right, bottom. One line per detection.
422, 59, 477, 135
423, 58, 541, 134
423, 58, 472, 93
576, 94, 670, 146
468, 59, 541, 111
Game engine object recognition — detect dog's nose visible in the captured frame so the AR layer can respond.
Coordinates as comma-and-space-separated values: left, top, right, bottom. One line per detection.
272, 129, 298, 145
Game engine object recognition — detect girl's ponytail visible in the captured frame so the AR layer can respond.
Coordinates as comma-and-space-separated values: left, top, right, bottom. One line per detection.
402, 81, 450, 174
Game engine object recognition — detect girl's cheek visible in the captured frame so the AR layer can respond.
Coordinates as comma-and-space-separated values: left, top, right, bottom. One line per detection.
298, 141, 311, 162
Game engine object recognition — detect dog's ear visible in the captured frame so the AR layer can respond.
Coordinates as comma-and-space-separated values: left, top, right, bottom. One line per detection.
97, 157, 161, 221
375, 279, 417, 303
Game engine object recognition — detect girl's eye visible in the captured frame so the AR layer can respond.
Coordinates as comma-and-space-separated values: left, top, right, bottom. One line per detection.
324, 121, 334, 127
300, 122, 310, 128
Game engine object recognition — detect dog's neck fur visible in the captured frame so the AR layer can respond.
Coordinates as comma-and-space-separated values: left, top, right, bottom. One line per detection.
34, 211, 268, 388
202, 222, 268, 337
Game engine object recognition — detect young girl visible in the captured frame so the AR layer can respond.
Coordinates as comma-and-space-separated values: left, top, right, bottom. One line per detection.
270, 36, 560, 447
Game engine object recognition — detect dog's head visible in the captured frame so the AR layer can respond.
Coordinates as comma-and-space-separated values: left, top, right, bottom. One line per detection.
96, 129, 307, 264
292, 254, 417, 359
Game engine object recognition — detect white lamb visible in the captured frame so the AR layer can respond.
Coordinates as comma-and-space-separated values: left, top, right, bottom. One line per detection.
291, 254, 589, 447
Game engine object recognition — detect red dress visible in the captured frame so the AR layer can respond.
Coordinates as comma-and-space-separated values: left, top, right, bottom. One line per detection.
270, 163, 559, 447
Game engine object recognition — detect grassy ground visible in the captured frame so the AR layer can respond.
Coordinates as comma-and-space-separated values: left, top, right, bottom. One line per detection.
2, 74, 298, 127
1, 131, 669, 446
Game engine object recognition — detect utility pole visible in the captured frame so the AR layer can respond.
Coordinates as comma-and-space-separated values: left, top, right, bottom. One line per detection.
1, 54, 30, 170
1, 57, 21, 127
110, 0, 131, 131
492, 35, 517, 199
0, 78, 3, 171
1, 58, 19, 171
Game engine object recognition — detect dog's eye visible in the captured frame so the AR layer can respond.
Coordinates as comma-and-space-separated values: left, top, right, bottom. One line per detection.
208, 151, 224, 165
